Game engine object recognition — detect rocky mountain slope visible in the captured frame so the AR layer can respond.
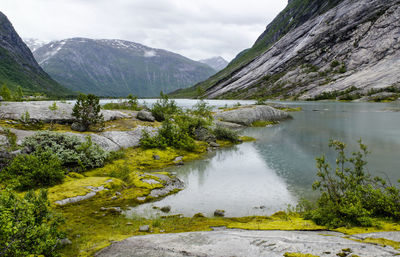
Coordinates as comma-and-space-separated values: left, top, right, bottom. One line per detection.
32, 38, 216, 97
199, 56, 228, 72
173, 0, 400, 101
0, 12, 71, 96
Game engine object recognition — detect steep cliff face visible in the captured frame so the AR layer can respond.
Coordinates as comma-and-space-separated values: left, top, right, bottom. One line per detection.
170, 0, 345, 98
33, 38, 216, 97
204, 0, 400, 100
0, 12, 71, 96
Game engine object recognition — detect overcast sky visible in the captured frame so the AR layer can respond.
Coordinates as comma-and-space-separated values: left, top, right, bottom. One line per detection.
2, 0, 287, 61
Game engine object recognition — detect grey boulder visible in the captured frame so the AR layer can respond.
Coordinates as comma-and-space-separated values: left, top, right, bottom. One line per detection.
136, 110, 155, 122
215, 105, 291, 126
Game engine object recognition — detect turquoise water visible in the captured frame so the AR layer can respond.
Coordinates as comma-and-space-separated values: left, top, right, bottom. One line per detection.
126, 100, 400, 218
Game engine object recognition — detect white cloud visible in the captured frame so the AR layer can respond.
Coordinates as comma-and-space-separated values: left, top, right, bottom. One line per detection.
1, 0, 287, 61
143, 50, 157, 58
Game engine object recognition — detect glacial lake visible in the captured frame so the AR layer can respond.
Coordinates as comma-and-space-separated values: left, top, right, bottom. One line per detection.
124, 100, 400, 218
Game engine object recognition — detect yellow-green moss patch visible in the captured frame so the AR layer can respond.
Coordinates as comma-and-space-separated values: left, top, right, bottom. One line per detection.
227, 212, 324, 231
47, 176, 124, 203
284, 252, 319, 257
347, 237, 400, 250
334, 220, 400, 235
251, 120, 279, 127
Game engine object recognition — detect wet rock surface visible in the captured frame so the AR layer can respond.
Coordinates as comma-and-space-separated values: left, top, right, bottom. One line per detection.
96, 229, 400, 257
215, 105, 291, 126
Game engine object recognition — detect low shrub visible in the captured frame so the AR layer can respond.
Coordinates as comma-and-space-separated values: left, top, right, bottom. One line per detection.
190, 100, 213, 121
102, 94, 142, 111
0, 151, 65, 190
0, 189, 64, 257
140, 119, 196, 151
150, 92, 180, 121
306, 140, 400, 227
212, 126, 239, 143
23, 131, 108, 171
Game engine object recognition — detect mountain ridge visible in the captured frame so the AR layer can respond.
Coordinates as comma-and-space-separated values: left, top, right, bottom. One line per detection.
32, 38, 216, 97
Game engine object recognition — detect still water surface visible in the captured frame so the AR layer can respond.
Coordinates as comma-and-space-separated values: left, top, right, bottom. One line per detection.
125, 100, 400, 218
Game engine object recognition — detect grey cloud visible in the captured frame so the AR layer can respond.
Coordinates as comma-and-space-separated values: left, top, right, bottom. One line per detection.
2, 0, 287, 60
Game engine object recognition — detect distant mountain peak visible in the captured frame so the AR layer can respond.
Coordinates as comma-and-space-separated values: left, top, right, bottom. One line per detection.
32, 38, 216, 97
199, 56, 228, 72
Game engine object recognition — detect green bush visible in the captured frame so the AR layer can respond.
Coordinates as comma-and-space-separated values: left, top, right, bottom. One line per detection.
72, 93, 104, 131
0, 151, 65, 190
190, 100, 213, 121
0, 189, 64, 257
306, 140, 400, 227
102, 94, 142, 111
212, 126, 239, 143
23, 131, 108, 171
150, 92, 179, 121
140, 119, 196, 151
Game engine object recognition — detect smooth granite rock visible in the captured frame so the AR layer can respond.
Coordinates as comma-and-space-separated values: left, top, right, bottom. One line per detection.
95, 229, 400, 257
215, 105, 291, 126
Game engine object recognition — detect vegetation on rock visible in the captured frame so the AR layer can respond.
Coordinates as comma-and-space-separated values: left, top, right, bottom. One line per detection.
23, 131, 108, 171
72, 93, 104, 131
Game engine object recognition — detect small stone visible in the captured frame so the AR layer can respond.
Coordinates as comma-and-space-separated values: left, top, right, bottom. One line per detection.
153, 154, 160, 160
71, 122, 87, 132
174, 156, 183, 162
160, 205, 171, 213
126, 222, 133, 226
175, 161, 184, 166
59, 238, 72, 246
139, 225, 150, 232
111, 196, 118, 200
207, 147, 213, 152
160, 230, 165, 233
137, 197, 146, 201
76, 234, 81, 238
209, 142, 220, 147
100, 207, 122, 214
193, 213, 205, 218
214, 209, 225, 217
115, 192, 122, 196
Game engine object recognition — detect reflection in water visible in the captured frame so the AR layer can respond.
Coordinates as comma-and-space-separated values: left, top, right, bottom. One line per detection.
126, 143, 297, 218
125, 101, 400, 218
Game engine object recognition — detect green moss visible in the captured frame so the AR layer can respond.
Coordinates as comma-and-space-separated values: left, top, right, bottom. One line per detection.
278, 107, 302, 112
284, 253, 319, 257
46, 176, 124, 203
251, 120, 279, 127
354, 238, 400, 249
227, 213, 325, 231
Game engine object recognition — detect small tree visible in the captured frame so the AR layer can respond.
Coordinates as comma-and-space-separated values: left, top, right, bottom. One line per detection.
0, 84, 12, 101
72, 93, 104, 131
15, 86, 23, 101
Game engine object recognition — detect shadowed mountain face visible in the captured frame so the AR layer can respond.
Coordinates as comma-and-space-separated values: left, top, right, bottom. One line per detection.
0, 12, 71, 96
32, 38, 216, 97
172, 0, 400, 101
